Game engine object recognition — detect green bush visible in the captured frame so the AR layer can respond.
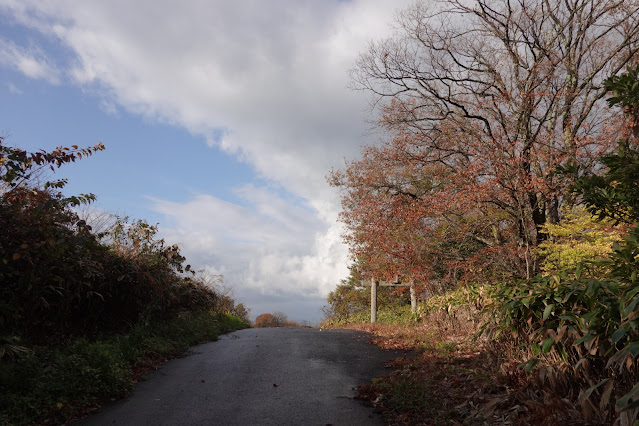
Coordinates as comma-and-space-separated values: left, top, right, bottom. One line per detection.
322, 304, 417, 327
0, 311, 249, 425
483, 227, 639, 416
0, 340, 131, 425
423, 283, 490, 313
0, 139, 227, 341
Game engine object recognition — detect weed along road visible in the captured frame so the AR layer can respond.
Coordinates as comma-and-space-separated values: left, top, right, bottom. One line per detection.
78, 328, 405, 425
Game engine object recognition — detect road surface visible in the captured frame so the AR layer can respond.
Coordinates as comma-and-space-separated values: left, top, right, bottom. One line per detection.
77, 327, 406, 425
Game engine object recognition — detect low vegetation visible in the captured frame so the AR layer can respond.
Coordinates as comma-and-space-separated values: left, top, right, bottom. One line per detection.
0, 139, 250, 425
254, 311, 303, 328
1, 312, 247, 425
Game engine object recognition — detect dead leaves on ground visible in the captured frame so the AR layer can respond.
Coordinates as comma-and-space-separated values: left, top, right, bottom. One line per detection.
349, 323, 597, 425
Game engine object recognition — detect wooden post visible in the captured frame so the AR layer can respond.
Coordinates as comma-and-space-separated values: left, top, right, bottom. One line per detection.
361, 278, 410, 322
410, 282, 416, 314
370, 278, 377, 323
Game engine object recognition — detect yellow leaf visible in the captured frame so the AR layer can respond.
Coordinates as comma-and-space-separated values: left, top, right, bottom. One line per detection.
12, 253, 20, 260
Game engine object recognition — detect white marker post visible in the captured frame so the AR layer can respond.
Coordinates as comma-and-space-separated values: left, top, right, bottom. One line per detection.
370, 278, 377, 324
410, 282, 416, 314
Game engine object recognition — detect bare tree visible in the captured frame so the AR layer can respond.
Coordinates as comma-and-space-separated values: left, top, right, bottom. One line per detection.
272, 311, 288, 326
352, 0, 639, 246
232, 303, 251, 323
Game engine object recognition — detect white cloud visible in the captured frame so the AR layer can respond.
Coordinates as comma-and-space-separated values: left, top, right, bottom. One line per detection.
149, 186, 349, 322
0, 37, 60, 83
0, 0, 411, 321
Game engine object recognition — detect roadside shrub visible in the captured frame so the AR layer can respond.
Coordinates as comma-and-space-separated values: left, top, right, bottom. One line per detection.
0, 139, 230, 340
0, 141, 108, 339
484, 224, 639, 416
0, 339, 131, 425
0, 311, 249, 425
0, 137, 252, 425
254, 313, 278, 328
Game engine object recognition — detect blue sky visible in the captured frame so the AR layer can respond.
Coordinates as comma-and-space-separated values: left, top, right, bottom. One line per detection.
0, 0, 409, 324
2, 74, 255, 221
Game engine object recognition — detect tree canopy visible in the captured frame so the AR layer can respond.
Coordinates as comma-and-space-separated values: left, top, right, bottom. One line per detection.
332, 0, 639, 284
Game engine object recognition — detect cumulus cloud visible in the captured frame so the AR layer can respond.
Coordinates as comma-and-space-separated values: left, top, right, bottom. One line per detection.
0, 0, 411, 321
149, 186, 349, 321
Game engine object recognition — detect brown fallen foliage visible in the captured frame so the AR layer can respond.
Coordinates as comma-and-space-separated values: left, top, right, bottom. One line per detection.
343, 312, 600, 425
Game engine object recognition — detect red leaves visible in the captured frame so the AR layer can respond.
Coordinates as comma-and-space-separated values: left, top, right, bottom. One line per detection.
1, 139, 105, 193
329, 71, 626, 282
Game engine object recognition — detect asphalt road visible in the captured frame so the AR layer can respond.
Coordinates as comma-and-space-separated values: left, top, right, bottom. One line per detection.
77, 327, 406, 426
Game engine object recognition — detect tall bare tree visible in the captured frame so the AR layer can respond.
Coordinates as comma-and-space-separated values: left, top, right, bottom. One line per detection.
352, 0, 639, 246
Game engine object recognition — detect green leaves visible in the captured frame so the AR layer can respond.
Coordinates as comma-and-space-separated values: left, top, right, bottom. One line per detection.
617, 381, 639, 410
484, 232, 639, 385
542, 304, 554, 320
541, 337, 554, 354
604, 65, 639, 109
572, 140, 639, 225
611, 326, 629, 344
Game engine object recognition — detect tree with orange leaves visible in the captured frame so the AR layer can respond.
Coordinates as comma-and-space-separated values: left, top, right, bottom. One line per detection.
334, 0, 639, 283
352, 0, 639, 243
